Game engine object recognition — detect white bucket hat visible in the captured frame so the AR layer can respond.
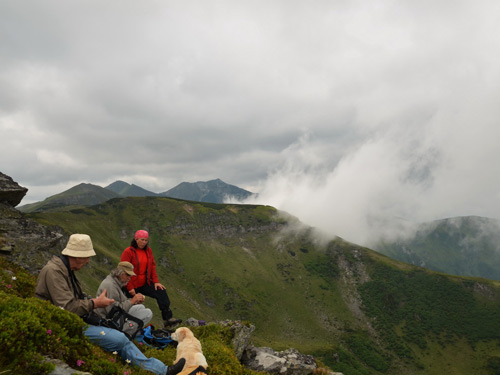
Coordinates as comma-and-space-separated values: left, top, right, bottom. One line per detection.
61, 234, 96, 257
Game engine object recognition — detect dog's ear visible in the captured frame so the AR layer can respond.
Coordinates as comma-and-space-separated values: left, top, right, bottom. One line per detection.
177, 328, 186, 341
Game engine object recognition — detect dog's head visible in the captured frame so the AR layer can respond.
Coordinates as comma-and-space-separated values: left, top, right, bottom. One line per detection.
171, 327, 195, 342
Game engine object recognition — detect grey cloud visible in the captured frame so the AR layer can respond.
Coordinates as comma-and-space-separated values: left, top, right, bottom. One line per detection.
2, 0, 500, 247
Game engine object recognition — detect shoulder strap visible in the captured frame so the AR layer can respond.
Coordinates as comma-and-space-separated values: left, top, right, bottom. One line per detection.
58, 255, 84, 299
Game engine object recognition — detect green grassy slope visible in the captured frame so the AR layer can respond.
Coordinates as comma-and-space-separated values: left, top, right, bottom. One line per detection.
374, 216, 500, 281
27, 197, 500, 375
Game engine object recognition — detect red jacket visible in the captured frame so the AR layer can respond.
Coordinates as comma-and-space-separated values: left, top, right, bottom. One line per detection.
120, 245, 160, 291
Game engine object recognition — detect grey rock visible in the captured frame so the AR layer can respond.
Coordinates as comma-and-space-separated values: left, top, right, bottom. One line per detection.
242, 345, 317, 375
217, 320, 255, 360
45, 357, 93, 375
185, 317, 202, 326
0, 172, 28, 207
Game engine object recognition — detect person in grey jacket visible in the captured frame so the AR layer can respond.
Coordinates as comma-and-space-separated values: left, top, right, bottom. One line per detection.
95, 261, 153, 336
35, 233, 185, 375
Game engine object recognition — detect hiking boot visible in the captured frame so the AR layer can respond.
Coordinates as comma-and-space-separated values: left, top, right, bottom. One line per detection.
164, 317, 183, 327
166, 358, 185, 375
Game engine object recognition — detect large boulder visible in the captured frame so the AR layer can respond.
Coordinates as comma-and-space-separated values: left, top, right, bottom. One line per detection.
0, 172, 28, 207
217, 320, 255, 360
241, 345, 317, 375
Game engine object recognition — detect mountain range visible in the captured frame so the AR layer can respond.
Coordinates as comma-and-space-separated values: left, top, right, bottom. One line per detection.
17, 179, 500, 284
18, 178, 254, 213
3, 170, 500, 375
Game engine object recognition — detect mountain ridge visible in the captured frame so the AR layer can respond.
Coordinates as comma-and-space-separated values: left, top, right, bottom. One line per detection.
17, 182, 121, 213
18, 178, 254, 213
374, 215, 500, 281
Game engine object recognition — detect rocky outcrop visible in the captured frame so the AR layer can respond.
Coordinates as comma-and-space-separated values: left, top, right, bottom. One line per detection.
242, 345, 317, 375
186, 318, 318, 375
217, 320, 255, 360
0, 172, 67, 272
0, 172, 28, 207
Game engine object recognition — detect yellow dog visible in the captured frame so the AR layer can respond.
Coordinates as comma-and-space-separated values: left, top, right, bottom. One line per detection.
171, 327, 208, 375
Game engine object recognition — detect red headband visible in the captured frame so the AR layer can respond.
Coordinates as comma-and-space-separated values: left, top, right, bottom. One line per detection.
135, 230, 149, 240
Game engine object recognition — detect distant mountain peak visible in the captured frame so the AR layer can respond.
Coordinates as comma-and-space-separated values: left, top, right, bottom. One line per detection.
105, 180, 129, 189
105, 181, 158, 197
18, 183, 120, 213
160, 178, 254, 203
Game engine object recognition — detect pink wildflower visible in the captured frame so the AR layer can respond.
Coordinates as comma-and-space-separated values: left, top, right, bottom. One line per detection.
47, 329, 52, 335
7, 284, 11, 289
76, 359, 85, 367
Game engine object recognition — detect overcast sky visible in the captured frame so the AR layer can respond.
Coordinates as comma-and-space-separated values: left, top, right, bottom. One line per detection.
2, 0, 500, 246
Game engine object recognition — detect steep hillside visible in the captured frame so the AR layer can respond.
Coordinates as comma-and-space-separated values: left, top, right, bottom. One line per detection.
26, 197, 500, 375
374, 216, 500, 281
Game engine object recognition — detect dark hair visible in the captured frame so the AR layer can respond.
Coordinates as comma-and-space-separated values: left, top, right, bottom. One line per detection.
130, 237, 150, 248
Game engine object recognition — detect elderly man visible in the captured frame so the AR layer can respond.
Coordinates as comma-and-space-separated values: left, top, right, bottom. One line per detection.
95, 261, 153, 337
35, 233, 185, 375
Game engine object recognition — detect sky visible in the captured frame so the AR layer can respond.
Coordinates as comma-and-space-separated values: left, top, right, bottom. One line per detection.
2, 0, 500, 247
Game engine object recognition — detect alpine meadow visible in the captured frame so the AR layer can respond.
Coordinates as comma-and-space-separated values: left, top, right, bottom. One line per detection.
3, 195, 497, 375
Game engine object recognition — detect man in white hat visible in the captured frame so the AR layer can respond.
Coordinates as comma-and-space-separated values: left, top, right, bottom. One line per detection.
95, 261, 153, 337
35, 234, 185, 375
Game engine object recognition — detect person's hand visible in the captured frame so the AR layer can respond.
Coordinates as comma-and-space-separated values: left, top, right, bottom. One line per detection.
154, 282, 165, 290
93, 289, 115, 308
131, 293, 145, 304
128, 289, 136, 296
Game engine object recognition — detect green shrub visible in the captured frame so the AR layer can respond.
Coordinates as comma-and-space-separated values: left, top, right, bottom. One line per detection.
0, 292, 93, 373
345, 334, 389, 372
0, 257, 36, 298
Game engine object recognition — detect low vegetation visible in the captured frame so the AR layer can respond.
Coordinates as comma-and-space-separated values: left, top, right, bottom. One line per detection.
0, 257, 263, 375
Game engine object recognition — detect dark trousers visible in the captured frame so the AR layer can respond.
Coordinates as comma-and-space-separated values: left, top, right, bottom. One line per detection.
126, 284, 173, 321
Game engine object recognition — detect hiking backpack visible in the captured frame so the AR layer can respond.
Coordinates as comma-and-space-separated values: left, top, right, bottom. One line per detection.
135, 325, 174, 349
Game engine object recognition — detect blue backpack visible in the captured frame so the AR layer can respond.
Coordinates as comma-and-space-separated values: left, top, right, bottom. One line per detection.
136, 325, 174, 349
